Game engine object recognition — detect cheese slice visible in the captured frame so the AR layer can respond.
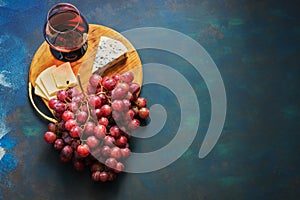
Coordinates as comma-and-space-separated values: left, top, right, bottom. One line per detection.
40, 66, 58, 96
92, 36, 128, 74
35, 65, 57, 99
34, 82, 47, 99
35, 84, 56, 100
52, 62, 77, 88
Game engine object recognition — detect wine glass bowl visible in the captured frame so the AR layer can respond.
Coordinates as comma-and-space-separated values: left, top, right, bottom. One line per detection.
44, 3, 89, 62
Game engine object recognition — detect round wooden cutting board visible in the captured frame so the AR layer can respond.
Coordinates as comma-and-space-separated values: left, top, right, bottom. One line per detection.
28, 24, 142, 121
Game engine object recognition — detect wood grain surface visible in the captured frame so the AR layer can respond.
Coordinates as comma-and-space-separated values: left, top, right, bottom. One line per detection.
28, 24, 142, 112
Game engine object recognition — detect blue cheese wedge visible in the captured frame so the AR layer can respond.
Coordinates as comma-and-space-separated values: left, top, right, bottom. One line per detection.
51, 62, 77, 89
92, 36, 128, 74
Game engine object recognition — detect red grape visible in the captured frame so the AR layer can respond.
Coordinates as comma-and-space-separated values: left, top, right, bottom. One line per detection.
54, 102, 66, 113
111, 87, 127, 100
123, 99, 131, 107
138, 107, 150, 119
94, 125, 107, 139
128, 119, 140, 130
99, 171, 109, 182
84, 121, 95, 135
101, 145, 111, 157
87, 84, 96, 94
86, 136, 100, 148
60, 145, 73, 162
62, 132, 72, 145
126, 109, 135, 120
68, 102, 79, 112
103, 135, 115, 147
100, 104, 112, 117
70, 126, 82, 138
54, 138, 64, 150
115, 135, 128, 148
91, 108, 102, 119
112, 100, 125, 111
105, 157, 117, 169
65, 119, 77, 131
77, 111, 88, 123
88, 95, 102, 108
109, 125, 120, 138
89, 74, 102, 87
67, 88, 80, 98
92, 171, 101, 181
117, 82, 129, 93
49, 98, 59, 109
62, 110, 75, 122
110, 147, 122, 159
98, 93, 107, 105
129, 82, 140, 95
72, 93, 84, 103
114, 162, 124, 173
121, 147, 131, 158
44, 131, 56, 143
136, 97, 147, 108
48, 123, 56, 132
77, 144, 90, 157
98, 117, 109, 127
112, 74, 121, 82
57, 89, 68, 101
102, 77, 116, 91
121, 71, 134, 83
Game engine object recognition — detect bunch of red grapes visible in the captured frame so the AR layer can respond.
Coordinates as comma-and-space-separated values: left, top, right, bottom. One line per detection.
43, 71, 150, 182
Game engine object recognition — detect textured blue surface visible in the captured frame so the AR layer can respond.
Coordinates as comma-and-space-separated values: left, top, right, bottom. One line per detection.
0, 0, 299, 199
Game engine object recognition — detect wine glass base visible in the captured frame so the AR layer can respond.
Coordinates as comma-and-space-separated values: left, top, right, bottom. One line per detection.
50, 42, 88, 62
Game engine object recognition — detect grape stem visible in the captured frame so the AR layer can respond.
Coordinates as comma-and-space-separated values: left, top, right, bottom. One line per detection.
77, 74, 86, 98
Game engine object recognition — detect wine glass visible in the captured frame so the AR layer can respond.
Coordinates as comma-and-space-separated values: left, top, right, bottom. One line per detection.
44, 3, 89, 62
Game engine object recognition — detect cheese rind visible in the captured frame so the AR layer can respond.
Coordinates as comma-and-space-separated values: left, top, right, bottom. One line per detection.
52, 62, 77, 88
92, 36, 128, 74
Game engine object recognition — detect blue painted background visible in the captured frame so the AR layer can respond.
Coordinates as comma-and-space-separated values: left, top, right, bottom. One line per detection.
0, 0, 299, 199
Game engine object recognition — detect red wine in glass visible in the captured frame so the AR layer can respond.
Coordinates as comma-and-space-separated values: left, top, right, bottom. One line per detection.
44, 3, 89, 62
